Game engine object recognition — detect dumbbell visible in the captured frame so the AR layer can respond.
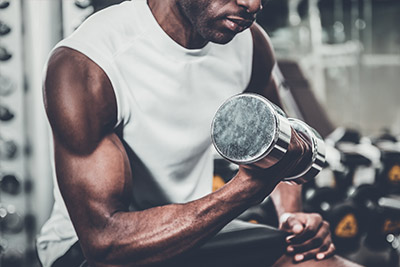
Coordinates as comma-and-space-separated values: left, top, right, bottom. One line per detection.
0, 74, 14, 96
0, 20, 11, 36
377, 149, 400, 195
0, 46, 12, 61
304, 186, 363, 253
211, 93, 325, 184
0, 105, 14, 121
0, 204, 24, 233
350, 184, 400, 251
75, 0, 92, 9
0, 174, 21, 195
0, 137, 18, 160
0, 0, 9, 9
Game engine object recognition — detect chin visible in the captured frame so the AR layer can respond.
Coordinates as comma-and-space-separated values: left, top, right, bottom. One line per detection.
208, 31, 236, 44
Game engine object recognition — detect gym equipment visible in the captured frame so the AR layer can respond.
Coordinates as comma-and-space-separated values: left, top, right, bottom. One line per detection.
0, 20, 11, 36
327, 128, 381, 190
349, 183, 400, 252
0, 46, 12, 61
0, 74, 14, 96
211, 93, 325, 184
0, 0, 9, 9
373, 130, 398, 144
327, 127, 362, 145
378, 149, 400, 195
348, 184, 381, 235
339, 149, 373, 191
0, 204, 24, 233
0, 174, 21, 195
0, 105, 14, 121
304, 186, 363, 253
286, 118, 326, 183
0, 137, 17, 160
74, 0, 92, 9
212, 93, 291, 169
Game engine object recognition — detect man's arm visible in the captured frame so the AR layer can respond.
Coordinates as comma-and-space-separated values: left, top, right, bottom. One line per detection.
44, 47, 302, 266
247, 23, 335, 262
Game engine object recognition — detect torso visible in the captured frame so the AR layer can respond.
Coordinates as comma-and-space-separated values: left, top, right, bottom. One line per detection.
37, 0, 277, 264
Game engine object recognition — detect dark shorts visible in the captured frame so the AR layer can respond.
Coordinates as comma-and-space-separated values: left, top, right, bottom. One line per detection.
51, 220, 288, 267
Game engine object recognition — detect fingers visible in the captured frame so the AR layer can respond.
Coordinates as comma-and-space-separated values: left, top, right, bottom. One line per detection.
291, 241, 336, 262
280, 212, 305, 234
286, 220, 330, 253
281, 212, 323, 237
316, 243, 336, 260
280, 212, 336, 262
287, 213, 324, 244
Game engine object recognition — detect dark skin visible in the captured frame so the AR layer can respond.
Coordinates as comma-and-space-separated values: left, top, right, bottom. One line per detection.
44, 0, 362, 266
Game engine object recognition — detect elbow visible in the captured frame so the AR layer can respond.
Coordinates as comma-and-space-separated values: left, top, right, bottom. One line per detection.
81, 234, 115, 264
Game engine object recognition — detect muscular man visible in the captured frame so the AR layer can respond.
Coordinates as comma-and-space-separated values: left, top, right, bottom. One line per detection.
37, 0, 361, 266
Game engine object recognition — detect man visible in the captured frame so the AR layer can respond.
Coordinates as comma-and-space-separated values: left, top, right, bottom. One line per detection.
37, 0, 361, 266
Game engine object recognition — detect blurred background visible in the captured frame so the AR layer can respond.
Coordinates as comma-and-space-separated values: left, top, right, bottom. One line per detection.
0, 0, 399, 266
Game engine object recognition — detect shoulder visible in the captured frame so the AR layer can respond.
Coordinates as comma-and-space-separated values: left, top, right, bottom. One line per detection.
67, 1, 140, 55
246, 23, 276, 93
44, 47, 117, 154
249, 23, 275, 67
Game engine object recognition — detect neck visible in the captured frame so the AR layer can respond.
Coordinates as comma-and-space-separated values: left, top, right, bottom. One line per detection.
148, 0, 208, 49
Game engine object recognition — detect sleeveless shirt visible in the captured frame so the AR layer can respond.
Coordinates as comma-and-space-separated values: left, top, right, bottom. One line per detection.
37, 0, 253, 265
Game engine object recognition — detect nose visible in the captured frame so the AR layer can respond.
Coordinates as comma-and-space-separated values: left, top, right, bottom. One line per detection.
236, 0, 262, 14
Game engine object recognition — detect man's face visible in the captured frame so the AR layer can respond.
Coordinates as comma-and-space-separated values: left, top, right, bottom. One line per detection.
177, 0, 262, 44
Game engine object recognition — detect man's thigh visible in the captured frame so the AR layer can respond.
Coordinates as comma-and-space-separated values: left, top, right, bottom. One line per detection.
273, 254, 364, 267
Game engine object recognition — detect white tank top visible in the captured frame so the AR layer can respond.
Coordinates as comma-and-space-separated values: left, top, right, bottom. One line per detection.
37, 0, 253, 265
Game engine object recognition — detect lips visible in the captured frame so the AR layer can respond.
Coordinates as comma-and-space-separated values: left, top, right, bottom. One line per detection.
224, 16, 254, 32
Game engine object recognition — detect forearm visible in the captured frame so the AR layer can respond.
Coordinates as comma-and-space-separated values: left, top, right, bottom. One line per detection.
270, 182, 302, 218
82, 169, 278, 266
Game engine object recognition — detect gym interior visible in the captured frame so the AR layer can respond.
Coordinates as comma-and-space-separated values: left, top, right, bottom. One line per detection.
0, 0, 399, 266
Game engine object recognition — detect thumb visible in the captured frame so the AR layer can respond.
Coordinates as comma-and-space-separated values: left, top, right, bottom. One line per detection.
280, 213, 304, 234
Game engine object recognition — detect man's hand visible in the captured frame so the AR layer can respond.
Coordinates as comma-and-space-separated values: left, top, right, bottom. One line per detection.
279, 212, 336, 262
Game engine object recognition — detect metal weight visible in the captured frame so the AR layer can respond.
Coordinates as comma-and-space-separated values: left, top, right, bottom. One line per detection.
1, 174, 21, 195
285, 118, 326, 184
211, 93, 325, 184
0, 105, 14, 121
0, 75, 14, 96
211, 93, 292, 169
0, 0, 9, 9
0, 46, 12, 61
0, 137, 17, 160
0, 204, 24, 233
0, 20, 11, 36
75, 0, 92, 9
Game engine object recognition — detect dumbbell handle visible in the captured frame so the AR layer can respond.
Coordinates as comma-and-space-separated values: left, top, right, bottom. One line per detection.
285, 118, 326, 184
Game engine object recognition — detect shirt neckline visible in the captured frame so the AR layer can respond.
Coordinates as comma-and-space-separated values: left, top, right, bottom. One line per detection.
134, 0, 213, 58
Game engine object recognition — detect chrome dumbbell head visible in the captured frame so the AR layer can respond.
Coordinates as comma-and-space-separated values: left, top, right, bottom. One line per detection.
0, 0, 9, 9
0, 75, 14, 96
0, 137, 17, 160
211, 93, 292, 169
0, 204, 24, 233
0, 46, 12, 61
284, 118, 326, 184
0, 20, 11, 36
